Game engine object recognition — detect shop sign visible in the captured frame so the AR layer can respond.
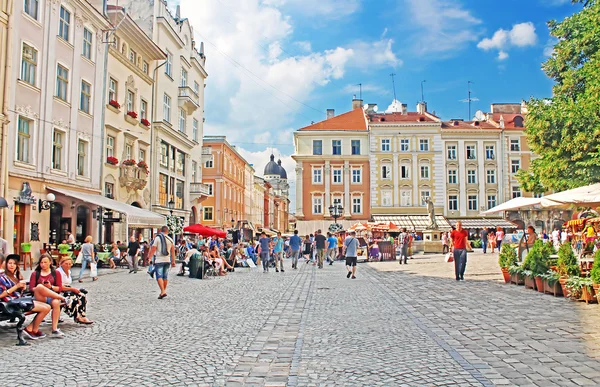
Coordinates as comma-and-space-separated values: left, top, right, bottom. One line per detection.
15, 182, 35, 205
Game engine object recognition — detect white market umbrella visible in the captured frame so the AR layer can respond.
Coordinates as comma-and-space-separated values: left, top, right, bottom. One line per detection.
481, 197, 542, 215
540, 183, 600, 208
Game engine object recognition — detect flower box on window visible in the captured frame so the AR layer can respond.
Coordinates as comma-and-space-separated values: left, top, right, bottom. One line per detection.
127, 111, 138, 119
108, 100, 121, 109
122, 159, 136, 166
137, 160, 149, 175
140, 118, 151, 127
106, 156, 119, 165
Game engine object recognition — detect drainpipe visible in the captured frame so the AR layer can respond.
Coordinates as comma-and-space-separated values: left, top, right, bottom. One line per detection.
149, 59, 168, 214
1, 2, 14, 240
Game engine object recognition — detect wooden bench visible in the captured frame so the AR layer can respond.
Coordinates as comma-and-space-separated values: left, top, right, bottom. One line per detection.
0, 298, 35, 346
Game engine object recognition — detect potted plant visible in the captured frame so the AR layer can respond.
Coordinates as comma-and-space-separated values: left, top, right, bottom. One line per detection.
109, 100, 121, 109
566, 276, 596, 303
541, 270, 562, 297
137, 160, 149, 174
106, 156, 119, 165
498, 244, 518, 283
140, 118, 151, 127
122, 159, 136, 166
73, 242, 82, 257
508, 265, 525, 285
126, 111, 138, 119
57, 242, 70, 254
557, 243, 581, 295
590, 249, 600, 301
527, 241, 550, 293
20, 241, 32, 253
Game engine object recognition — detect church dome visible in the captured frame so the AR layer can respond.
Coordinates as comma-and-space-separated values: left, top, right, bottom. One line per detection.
277, 159, 287, 179
264, 154, 280, 176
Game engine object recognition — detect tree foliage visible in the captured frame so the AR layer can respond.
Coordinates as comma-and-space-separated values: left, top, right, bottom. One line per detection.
519, 0, 600, 192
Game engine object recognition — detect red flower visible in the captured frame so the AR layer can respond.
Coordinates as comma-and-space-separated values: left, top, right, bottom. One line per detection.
140, 118, 151, 127
127, 111, 138, 119
122, 159, 136, 166
106, 156, 119, 165
109, 100, 120, 109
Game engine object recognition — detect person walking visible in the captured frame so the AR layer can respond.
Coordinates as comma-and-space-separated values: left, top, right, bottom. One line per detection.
398, 228, 409, 264
314, 230, 327, 269
480, 228, 488, 254
343, 231, 359, 279
148, 226, 175, 299
326, 232, 337, 265
272, 232, 285, 272
496, 227, 505, 251
258, 232, 272, 272
450, 221, 471, 281
442, 232, 449, 254
78, 235, 97, 282
289, 230, 302, 269
127, 235, 140, 273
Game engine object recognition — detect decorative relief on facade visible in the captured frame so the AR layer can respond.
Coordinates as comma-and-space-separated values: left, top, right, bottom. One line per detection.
52, 119, 68, 130
15, 105, 39, 119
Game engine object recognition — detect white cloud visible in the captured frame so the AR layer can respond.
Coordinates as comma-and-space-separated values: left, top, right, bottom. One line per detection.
347, 39, 402, 69
477, 22, 537, 59
295, 41, 312, 52
402, 0, 483, 56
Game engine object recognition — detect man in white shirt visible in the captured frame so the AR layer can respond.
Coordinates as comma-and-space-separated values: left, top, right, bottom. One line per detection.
561, 229, 568, 244
148, 226, 175, 299
66, 231, 75, 244
552, 228, 560, 249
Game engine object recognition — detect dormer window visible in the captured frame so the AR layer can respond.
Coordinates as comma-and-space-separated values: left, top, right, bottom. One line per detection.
513, 116, 524, 127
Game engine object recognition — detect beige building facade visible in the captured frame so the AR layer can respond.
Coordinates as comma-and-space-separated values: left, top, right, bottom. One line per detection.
0, 0, 13, 236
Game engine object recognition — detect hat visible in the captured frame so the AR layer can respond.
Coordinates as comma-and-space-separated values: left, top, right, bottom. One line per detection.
6, 253, 20, 262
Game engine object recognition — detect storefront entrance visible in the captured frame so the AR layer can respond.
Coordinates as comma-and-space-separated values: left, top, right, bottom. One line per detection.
76, 206, 90, 242
13, 204, 26, 254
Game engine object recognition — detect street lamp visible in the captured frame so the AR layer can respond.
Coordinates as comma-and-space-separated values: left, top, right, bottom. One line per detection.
167, 199, 175, 215
38, 193, 56, 213
328, 204, 343, 224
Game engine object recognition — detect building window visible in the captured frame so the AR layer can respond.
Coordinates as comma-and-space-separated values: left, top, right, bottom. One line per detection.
108, 78, 117, 103
448, 195, 458, 211
351, 140, 360, 155
447, 145, 457, 160
139, 149, 146, 162
448, 169, 457, 184
487, 195, 497, 209
420, 165, 429, 179
56, 64, 69, 101
159, 174, 168, 206
400, 139, 409, 152
332, 168, 342, 184
486, 169, 496, 184
467, 170, 477, 184
177, 152, 185, 175
179, 108, 186, 133
59, 6, 71, 41
485, 145, 495, 160
419, 139, 429, 152
401, 165, 410, 179
203, 207, 214, 221
191, 161, 197, 182
312, 197, 322, 214
80, 81, 91, 113
401, 191, 411, 206
160, 142, 168, 167
205, 158, 213, 168
17, 116, 32, 163
140, 99, 148, 120
106, 136, 114, 158
143, 61, 149, 74
194, 81, 200, 95
77, 140, 87, 176
52, 130, 63, 170
352, 168, 361, 183
205, 182, 213, 196
21, 44, 37, 86
312, 140, 322, 155
83, 28, 93, 60
181, 68, 188, 87
165, 50, 172, 77
163, 94, 171, 122
382, 164, 391, 180
533, 192, 544, 198
105, 182, 114, 199
332, 140, 341, 155
192, 119, 198, 141
125, 144, 132, 160
352, 197, 362, 214
313, 168, 322, 184
468, 195, 478, 211
129, 49, 137, 64
175, 180, 184, 209
24, 0, 39, 20
381, 139, 390, 152
126, 90, 134, 113
382, 190, 392, 207
466, 145, 476, 160
512, 186, 522, 198
420, 191, 430, 206
510, 139, 520, 151
511, 159, 520, 174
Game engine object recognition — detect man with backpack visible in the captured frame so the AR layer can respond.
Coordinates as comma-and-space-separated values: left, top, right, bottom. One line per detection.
399, 228, 410, 264
148, 226, 175, 299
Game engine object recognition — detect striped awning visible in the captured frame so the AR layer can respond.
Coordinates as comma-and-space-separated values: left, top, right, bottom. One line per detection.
372, 215, 452, 232
448, 218, 516, 229
565, 219, 587, 227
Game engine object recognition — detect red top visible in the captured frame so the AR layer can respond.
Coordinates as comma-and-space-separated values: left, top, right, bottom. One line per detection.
29, 270, 63, 291
451, 229, 469, 249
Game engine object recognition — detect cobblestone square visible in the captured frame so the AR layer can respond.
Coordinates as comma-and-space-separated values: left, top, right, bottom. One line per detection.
2, 253, 600, 386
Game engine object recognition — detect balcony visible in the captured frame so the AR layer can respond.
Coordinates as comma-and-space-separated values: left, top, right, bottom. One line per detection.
178, 86, 200, 113
190, 182, 211, 196
119, 166, 148, 192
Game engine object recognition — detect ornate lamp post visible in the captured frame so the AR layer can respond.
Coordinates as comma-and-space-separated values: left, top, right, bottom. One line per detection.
329, 204, 343, 224
168, 199, 175, 215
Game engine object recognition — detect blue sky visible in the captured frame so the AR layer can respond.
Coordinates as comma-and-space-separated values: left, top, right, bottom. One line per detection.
176, 0, 579, 204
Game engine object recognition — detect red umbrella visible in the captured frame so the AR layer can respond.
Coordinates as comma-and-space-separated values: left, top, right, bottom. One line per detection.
183, 224, 227, 238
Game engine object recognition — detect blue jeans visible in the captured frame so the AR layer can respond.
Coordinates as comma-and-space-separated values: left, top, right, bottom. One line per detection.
260, 252, 269, 271
482, 239, 487, 253
454, 249, 467, 279
79, 256, 93, 280
155, 263, 170, 280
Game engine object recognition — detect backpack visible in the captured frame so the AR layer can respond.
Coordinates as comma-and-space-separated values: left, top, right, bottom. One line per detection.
153, 233, 170, 256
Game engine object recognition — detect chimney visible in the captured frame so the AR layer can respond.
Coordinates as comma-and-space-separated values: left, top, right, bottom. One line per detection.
326, 109, 335, 120
416, 102, 427, 114
352, 96, 363, 110
401, 104, 407, 115
176, 5, 181, 19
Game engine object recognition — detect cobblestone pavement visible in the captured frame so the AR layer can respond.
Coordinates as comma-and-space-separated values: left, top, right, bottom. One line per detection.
1, 252, 600, 386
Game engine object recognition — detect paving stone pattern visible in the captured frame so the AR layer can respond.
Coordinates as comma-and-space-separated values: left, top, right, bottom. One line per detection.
1, 253, 600, 386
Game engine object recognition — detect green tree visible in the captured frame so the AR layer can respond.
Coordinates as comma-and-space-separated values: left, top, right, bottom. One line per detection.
519, 0, 600, 192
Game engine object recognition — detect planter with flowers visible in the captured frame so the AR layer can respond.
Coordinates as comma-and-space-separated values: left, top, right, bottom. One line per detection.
20, 242, 32, 253
557, 243, 581, 297
137, 160, 149, 175
498, 244, 518, 283
108, 100, 121, 113
125, 111, 139, 125
140, 118, 151, 127
106, 156, 119, 166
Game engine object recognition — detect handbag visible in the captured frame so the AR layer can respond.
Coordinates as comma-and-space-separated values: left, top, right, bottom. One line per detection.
445, 252, 454, 262
90, 261, 98, 277
75, 251, 83, 264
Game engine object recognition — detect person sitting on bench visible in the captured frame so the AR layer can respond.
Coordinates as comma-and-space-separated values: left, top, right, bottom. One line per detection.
29, 253, 68, 338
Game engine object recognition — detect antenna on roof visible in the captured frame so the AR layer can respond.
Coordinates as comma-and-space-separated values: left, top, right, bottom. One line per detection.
460, 81, 479, 120
390, 73, 397, 101
357, 83, 362, 100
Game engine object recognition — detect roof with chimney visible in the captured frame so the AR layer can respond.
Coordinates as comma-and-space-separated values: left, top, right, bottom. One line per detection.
488, 113, 526, 129
298, 108, 367, 131
369, 112, 440, 123
441, 120, 499, 130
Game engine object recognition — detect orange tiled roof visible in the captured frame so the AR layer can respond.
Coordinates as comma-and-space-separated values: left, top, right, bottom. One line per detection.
298, 108, 367, 131
442, 120, 499, 130
370, 112, 439, 123
490, 113, 526, 129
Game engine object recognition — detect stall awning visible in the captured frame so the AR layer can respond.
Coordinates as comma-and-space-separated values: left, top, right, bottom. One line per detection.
448, 218, 516, 229
48, 186, 165, 227
372, 215, 452, 232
